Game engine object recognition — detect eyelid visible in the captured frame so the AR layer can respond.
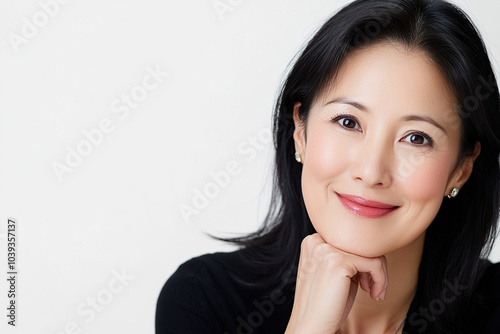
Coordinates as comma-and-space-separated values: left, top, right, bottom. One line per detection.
401, 131, 435, 147
331, 113, 362, 131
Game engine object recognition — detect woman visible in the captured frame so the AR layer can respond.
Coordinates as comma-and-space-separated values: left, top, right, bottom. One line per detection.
156, 0, 500, 333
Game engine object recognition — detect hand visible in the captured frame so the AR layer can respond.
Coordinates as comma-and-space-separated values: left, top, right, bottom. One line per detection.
285, 233, 389, 334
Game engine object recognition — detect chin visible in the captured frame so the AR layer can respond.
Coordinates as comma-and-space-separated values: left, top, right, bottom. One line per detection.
320, 232, 390, 258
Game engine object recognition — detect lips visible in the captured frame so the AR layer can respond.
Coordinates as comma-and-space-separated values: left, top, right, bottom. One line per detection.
336, 192, 399, 218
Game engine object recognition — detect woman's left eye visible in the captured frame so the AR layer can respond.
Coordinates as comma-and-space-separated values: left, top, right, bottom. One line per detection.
401, 132, 434, 147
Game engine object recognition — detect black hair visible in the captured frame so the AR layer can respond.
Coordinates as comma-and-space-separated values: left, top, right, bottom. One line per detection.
223, 0, 500, 331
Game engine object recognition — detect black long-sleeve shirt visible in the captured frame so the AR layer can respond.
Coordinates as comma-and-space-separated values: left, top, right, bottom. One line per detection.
156, 250, 500, 333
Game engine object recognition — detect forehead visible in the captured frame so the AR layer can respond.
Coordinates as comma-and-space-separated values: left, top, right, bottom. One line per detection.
315, 43, 459, 123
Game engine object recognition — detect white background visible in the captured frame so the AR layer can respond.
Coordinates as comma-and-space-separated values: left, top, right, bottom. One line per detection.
0, 0, 499, 333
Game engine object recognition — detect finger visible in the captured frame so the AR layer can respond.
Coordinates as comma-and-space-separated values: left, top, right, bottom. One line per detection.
342, 255, 388, 301
379, 255, 389, 300
358, 273, 372, 292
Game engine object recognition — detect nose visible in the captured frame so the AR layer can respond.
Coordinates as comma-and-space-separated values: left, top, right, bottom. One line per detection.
350, 136, 393, 188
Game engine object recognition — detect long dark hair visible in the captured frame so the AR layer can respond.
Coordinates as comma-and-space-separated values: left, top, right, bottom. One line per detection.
223, 0, 500, 331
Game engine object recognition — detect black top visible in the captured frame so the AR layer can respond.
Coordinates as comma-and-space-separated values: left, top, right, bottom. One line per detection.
156, 250, 500, 333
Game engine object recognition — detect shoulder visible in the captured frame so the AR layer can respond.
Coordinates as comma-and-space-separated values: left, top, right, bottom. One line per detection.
155, 251, 240, 333
160, 251, 238, 285
155, 250, 293, 334
159, 251, 250, 304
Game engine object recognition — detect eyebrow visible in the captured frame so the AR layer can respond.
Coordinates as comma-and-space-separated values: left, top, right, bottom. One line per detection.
400, 115, 447, 134
325, 98, 367, 111
325, 97, 447, 134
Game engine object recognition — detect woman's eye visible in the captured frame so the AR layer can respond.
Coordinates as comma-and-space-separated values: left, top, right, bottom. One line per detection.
401, 132, 434, 147
337, 117, 360, 130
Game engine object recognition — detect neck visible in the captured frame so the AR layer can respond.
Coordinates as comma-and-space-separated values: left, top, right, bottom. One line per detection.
338, 233, 425, 334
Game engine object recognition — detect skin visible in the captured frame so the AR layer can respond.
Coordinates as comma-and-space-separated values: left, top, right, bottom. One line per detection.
285, 42, 480, 334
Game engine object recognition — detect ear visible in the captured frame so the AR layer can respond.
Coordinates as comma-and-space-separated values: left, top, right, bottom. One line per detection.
293, 102, 306, 161
445, 141, 481, 196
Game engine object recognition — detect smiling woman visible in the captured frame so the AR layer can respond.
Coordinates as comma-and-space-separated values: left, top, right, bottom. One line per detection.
156, 0, 500, 333
294, 43, 470, 259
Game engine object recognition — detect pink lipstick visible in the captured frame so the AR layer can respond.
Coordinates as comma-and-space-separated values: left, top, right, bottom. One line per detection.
336, 192, 399, 218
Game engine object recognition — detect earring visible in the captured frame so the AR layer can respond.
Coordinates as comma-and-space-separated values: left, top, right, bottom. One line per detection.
294, 152, 302, 163
447, 187, 459, 198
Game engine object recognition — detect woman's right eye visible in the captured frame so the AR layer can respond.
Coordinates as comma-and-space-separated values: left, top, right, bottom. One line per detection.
332, 115, 361, 131
339, 117, 357, 129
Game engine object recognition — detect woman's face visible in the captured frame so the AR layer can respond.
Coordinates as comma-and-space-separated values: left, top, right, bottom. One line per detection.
293, 43, 477, 257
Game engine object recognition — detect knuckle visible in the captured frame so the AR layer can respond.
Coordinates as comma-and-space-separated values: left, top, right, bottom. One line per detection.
301, 234, 319, 252
311, 242, 329, 260
301, 235, 314, 250
324, 251, 344, 268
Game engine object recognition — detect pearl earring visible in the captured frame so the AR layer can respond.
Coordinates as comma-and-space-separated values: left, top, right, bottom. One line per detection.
447, 187, 459, 198
294, 152, 302, 163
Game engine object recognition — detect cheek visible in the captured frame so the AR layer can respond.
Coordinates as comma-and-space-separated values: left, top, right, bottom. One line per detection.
399, 154, 451, 202
303, 126, 351, 180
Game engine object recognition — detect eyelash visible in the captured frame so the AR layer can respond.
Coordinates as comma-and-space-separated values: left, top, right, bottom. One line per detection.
330, 113, 435, 148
